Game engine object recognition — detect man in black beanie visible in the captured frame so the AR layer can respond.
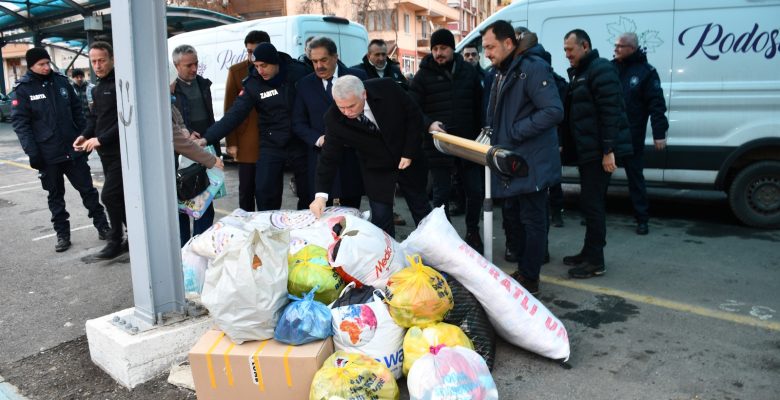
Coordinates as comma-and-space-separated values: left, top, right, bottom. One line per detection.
409, 28, 485, 253
12, 47, 111, 252
202, 42, 309, 211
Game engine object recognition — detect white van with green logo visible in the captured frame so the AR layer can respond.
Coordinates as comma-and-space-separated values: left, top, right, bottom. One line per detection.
458, 0, 780, 228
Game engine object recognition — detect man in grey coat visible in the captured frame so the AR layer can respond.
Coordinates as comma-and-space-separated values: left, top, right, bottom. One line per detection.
482, 20, 563, 295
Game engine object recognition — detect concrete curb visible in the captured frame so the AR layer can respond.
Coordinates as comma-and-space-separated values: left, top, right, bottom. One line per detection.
0, 375, 30, 400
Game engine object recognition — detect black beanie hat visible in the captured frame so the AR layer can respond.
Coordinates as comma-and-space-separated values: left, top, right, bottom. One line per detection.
430, 29, 455, 50
253, 42, 281, 65
26, 47, 51, 67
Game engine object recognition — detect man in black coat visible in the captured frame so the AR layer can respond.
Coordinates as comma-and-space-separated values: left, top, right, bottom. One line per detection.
309, 76, 432, 237
352, 39, 408, 90
409, 28, 484, 252
203, 42, 309, 211
613, 32, 669, 235
292, 36, 366, 208
562, 29, 633, 279
12, 47, 110, 252
73, 41, 128, 259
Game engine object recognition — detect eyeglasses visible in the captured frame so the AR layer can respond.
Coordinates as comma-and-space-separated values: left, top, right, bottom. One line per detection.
614, 44, 634, 49
463, 52, 478, 57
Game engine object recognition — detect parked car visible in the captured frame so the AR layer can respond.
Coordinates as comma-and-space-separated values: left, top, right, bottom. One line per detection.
0, 90, 14, 122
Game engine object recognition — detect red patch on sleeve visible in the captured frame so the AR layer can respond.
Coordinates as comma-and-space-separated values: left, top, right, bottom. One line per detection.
12, 99, 18, 107
238, 89, 244, 96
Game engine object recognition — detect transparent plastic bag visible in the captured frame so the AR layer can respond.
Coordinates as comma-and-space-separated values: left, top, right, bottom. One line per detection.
274, 286, 333, 345
407, 345, 498, 400
385, 255, 454, 328
309, 351, 399, 400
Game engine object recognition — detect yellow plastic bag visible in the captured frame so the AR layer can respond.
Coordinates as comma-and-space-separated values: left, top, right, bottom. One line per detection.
385, 255, 453, 328
288, 244, 345, 304
309, 351, 400, 400
402, 322, 474, 376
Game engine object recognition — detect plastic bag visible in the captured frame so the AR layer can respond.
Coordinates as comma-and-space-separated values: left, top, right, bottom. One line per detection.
403, 322, 473, 376
309, 351, 399, 400
181, 238, 208, 294
288, 244, 345, 304
402, 206, 570, 361
385, 255, 454, 328
407, 346, 498, 400
274, 287, 332, 345
330, 282, 406, 379
328, 215, 407, 289
189, 219, 251, 259
178, 167, 225, 219
200, 227, 289, 344
443, 273, 496, 370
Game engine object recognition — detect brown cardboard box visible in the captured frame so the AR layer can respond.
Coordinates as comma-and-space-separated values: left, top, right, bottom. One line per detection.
189, 330, 334, 400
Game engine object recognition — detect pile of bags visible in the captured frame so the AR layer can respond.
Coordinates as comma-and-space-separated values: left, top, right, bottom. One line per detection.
182, 205, 571, 399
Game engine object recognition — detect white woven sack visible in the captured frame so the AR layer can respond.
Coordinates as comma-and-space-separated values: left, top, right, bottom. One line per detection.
402, 206, 570, 361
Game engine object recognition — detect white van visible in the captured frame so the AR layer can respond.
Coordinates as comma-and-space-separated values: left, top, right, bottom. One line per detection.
457, 0, 780, 228
167, 15, 369, 119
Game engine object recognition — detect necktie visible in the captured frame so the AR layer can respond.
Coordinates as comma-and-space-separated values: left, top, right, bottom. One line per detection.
326, 77, 333, 100
357, 113, 379, 134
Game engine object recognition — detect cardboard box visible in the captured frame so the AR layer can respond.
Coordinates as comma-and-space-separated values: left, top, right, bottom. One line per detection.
189, 330, 334, 400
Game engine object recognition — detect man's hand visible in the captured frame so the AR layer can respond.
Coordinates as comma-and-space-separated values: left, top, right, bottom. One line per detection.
226, 146, 238, 158
194, 138, 207, 147
72, 136, 86, 151
190, 131, 201, 139
213, 157, 224, 170
602, 152, 616, 173
398, 157, 412, 170
82, 138, 101, 152
316, 135, 325, 148
654, 139, 667, 150
309, 196, 326, 218
428, 121, 445, 134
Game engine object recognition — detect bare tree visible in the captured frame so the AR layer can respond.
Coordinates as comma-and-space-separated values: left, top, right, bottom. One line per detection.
299, 0, 333, 14
352, 0, 391, 29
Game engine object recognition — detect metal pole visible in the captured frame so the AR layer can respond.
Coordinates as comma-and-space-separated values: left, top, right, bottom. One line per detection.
483, 166, 492, 262
110, 0, 184, 328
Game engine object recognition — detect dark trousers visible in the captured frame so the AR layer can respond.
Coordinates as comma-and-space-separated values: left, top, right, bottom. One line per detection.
237, 162, 256, 212
430, 160, 483, 232
179, 204, 214, 247
578, 160, 612, 264
623, 145, 649, 223
369, 171, 432, 238
549, 182, 564, 211
38, 157, 109, 238
98, 152, 126, 243
254, 147, 308, 211
503, 190, 549, 281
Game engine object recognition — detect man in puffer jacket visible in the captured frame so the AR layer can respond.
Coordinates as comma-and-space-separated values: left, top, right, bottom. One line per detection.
409, 28, 484, 254
561, 29, 633, 279
612, 32, 669, 236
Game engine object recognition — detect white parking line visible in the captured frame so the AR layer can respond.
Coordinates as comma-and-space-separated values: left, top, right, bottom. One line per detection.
32, 225, 93, 241
0, 181, 38, 190
0, 186, 39, 195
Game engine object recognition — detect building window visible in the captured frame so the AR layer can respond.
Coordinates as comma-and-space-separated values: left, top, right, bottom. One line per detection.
404, 13, 410, 33
421, 18, 428, 38
402, 55, 415, 73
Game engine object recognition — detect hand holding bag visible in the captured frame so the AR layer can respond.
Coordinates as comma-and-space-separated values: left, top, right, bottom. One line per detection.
176, 163, 209, 201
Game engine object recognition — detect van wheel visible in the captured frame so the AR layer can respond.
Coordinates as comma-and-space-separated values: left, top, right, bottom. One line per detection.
728, 161, 780, 228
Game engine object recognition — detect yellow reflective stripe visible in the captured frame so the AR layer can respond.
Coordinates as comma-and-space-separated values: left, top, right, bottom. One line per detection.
283, 345, 294, 387
206, 332, 225, 389
252, 340, 270, 392
223, 342, 236, 386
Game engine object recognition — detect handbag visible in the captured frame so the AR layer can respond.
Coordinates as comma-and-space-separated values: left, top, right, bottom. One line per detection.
176, 163, 209, 201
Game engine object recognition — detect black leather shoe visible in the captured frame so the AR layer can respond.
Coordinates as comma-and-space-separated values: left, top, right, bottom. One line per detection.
636, 222, 649, 235
465, 231, 484, 255
551, 209, 564, 227
95, 241, 124, 260
563, 253, 587, 266
505, 247, 518, 263
568, 262, 606, 279
55, 236, 71, 252
510, 271, 540, 295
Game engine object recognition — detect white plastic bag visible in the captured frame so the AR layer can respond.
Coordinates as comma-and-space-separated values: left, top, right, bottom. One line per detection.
328, 215, 407, 289
402, 206, 570, 361
407, 346, 498, 400
330, 282, 406, 379
181, 238, 208, 294
200, 226, 289, 344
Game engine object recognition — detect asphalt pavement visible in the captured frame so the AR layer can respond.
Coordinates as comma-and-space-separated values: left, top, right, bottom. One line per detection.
0, 122, 778, 399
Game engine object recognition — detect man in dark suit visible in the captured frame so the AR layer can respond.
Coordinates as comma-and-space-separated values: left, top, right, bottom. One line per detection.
309, 76, 432, 237
292, 36, 366, 208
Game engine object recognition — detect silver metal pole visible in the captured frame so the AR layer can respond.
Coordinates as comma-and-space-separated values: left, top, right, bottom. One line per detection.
110, 0, 184, 329
484, 166, 493, 262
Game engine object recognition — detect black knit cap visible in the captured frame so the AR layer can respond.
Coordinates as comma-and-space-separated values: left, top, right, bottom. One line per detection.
430, 28, 455, 50
26, 47, 51, 67
253, 42, 280, 65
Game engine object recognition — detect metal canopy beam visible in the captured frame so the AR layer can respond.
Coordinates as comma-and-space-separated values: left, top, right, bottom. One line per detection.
60, 0, 89, 15
110, 0, 184, 327
0, 4, 30, 23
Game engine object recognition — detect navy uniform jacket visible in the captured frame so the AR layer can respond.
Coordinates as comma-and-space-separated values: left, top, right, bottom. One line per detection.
205, 52, 308, 152
291, 63, 367, 200
612, 49, 668, 148
12, 70, 86, 165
